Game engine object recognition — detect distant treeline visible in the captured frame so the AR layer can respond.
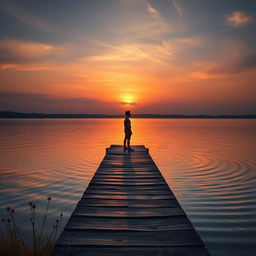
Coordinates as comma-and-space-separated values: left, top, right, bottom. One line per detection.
0, 111, 255, 119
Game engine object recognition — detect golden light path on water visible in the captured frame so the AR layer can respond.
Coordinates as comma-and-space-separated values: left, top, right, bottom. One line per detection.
0, 119, 256, 256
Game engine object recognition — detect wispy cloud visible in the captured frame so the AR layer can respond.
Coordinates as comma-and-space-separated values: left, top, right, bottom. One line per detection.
0, 92, 99, 104
172, 0, 183, 17
118, 101, 138, 106
0, 63, 57, 71
0, 92, 123, 114
0, 38, 68, 68
147, 4, 158, 14
192, 48, 256, 79
226, 11, 254, 27
156, 37, 201, 57
0, 1, 56, 33
147, 4, 158, 13
84, 34, 203, 72
0, 93, 103, 113
86, 42, 152, 63
144, 2, 171, 37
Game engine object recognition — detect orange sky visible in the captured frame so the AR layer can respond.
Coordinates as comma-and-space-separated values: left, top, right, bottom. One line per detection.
0, 0, 256, 114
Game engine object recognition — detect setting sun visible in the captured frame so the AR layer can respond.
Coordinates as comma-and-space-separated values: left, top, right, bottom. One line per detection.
121, 95, 135, 104
120, 95, 137, 109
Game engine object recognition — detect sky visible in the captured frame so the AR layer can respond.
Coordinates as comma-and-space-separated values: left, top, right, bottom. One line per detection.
0, 0, 255, 114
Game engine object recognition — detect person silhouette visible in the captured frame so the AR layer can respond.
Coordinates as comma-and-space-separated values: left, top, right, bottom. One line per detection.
123, 111, 134, 151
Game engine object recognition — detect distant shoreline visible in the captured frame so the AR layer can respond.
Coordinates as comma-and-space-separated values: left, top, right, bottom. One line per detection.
0, 111, 255, 119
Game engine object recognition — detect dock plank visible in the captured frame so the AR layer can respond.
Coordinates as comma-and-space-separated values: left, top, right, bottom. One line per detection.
85, 189, 172, 195
52, 145, 210, 256
73, 206, 185, 218
78, 198, 179, 208
65, 216, 194, 231
90, 180, 166, 186
53, 247, 210, 256
83, 194, 174, 200
87, 184, 170, 191
55, 230, 203, 247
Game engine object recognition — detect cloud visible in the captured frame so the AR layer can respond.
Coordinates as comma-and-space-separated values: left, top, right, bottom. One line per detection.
0, 92, 127, 114
85, 34, 202, 66
0, 1, 56, 33
172, 0, 183, 17
118, 101, 138, 106
191, 71, 226, 80
144, 2, 171, 37
0, 63, 58, 71
0, 38, 67, 67
147, 4, 158, 14
191, 50, 256, 79
226, 11, 254, 27
156, 37, 201, 57
0, 93, 99, 103
86, 43, 151, 63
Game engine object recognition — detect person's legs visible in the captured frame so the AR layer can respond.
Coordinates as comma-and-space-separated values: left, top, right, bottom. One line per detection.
124, 133, 133, 151
124, 133, 129, 149
127, 137, 130, 148
123, 136, 127, 149
127, 133, 134, 151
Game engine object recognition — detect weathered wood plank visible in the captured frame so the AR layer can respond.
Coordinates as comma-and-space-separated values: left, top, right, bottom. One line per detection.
65, 216, 194, 231
78, 198, 179, 208
97, 170, 161, 175
87, 184, 169, 191
83, 194, 174, 200
55, 230, 203, 247
104, 156, 153, 161
85, 189, 173, 196
53, 247, 210, 256
92, 177, 164, 182
73, 206, 185, 217
106, 150, 149, 155
90, 180, 166, 186
107, 145, 149, 153
94, 174, 162, 179
97, 167, 161, 172
100, 165, 156, 168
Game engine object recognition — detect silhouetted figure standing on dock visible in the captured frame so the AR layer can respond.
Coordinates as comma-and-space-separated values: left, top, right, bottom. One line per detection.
123, 111, 134, 151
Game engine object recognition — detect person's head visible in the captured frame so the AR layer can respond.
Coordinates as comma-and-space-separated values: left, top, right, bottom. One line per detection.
125, 110, 131, 117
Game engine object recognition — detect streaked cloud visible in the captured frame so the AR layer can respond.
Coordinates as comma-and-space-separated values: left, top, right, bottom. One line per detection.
0, 63, 57, 71
172, 0, 183, 17
147, 4, 158, 14
0, 1, 55, 32
226, 11, 254, 27
0, 92, 105, 112
86, 35, 202, 65
0, 38, 64, 58
0, 38, 71, 71
191, 48, 256, 79
0, 92, 99, 103
145, 2, 171, 37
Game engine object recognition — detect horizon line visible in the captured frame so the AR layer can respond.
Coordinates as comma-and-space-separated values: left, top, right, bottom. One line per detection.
0, 111, 256, 118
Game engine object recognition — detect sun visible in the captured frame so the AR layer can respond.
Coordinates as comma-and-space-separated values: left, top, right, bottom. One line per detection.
120, 95, 136, 108
122, 95, 135, 104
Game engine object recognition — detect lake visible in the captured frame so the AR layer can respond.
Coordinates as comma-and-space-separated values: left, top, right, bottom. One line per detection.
0, 118, 256, 256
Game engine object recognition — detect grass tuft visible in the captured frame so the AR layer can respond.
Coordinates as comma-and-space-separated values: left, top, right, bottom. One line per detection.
0, 197, 63, 256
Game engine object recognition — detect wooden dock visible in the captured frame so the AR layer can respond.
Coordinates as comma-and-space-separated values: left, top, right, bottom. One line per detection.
52, 145, 210, 256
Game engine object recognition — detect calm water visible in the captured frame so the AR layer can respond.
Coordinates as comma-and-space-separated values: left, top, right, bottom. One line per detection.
0, 118, 256, 255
